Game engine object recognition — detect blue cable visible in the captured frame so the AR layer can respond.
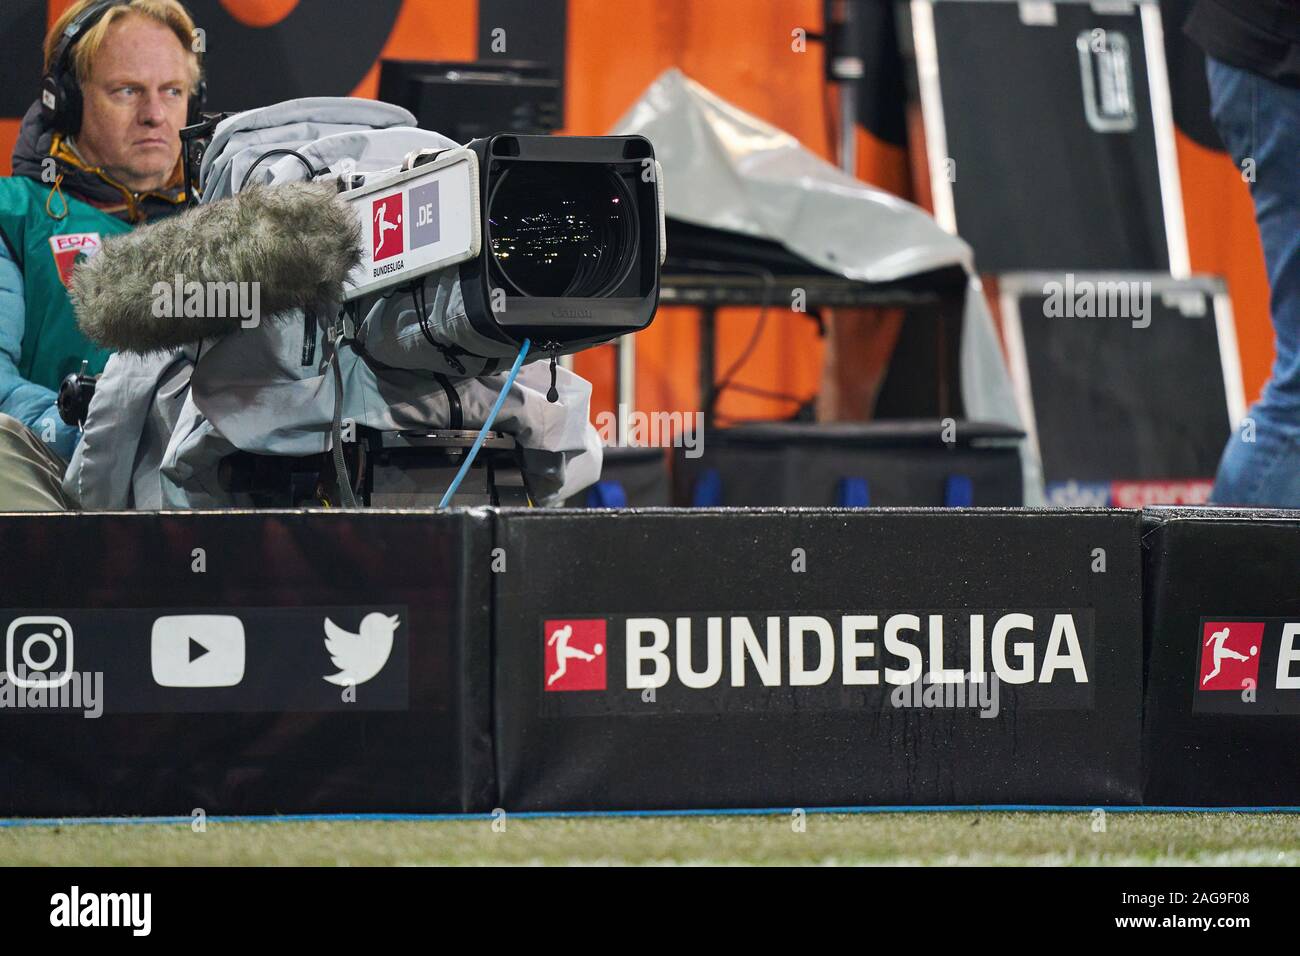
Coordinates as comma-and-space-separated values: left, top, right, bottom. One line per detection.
438, 337, 531, 508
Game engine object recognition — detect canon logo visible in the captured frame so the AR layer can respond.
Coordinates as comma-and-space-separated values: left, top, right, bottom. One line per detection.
550, 307, 592, 319
624, 612, 1089, 691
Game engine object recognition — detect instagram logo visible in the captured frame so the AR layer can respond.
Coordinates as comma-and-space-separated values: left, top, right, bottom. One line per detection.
6, 617, 74, 688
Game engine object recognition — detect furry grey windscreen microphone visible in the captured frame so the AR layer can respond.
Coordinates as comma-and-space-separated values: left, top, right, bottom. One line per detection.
71, 181, 362, 353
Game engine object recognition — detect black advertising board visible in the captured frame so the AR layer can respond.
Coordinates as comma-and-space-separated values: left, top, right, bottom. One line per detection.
6, 505, 1295, 815
0, 510, 494, 816
492, 508, 1144, 810
1142, 508, 1300, 806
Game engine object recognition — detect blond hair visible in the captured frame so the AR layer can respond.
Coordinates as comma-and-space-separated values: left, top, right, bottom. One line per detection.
45, 0, 201, 93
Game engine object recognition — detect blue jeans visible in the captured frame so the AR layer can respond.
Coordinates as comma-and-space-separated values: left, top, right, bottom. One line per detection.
1206, 57, 1300, 507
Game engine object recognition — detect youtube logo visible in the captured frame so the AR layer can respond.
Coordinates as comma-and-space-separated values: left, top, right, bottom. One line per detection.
151, 615, 245, 688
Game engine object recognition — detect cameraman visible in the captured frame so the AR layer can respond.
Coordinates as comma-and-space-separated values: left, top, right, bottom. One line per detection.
0, 0, 199, 510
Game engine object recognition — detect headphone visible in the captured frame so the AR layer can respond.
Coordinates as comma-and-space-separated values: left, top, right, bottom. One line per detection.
41, 0, 207, 136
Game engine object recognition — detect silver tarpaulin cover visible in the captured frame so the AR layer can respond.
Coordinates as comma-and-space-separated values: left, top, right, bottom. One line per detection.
611, 69, 1042, 502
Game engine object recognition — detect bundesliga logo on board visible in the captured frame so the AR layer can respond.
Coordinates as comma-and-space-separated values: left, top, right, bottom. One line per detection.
1197, 621, 1262, 691
1192, 619, 1300, 714
542, 612, 1092, 696
544, 619, 607, 692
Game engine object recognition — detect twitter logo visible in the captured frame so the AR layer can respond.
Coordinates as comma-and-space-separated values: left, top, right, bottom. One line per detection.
323, 613, 400, 686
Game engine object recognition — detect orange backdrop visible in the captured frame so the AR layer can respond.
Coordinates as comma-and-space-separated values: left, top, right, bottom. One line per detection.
1, 0, 1271, 424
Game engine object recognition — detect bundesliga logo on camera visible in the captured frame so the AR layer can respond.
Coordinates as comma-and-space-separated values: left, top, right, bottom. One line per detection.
372, 193, 404, 261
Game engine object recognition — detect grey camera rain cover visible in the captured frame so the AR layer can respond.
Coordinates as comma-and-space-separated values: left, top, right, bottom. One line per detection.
65, 97, 602, 509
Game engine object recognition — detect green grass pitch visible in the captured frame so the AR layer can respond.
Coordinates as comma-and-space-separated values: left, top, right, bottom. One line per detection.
2, 811, 1299, 866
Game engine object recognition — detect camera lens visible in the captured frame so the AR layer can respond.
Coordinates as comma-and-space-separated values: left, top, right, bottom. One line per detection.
488, 164, 637, 299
